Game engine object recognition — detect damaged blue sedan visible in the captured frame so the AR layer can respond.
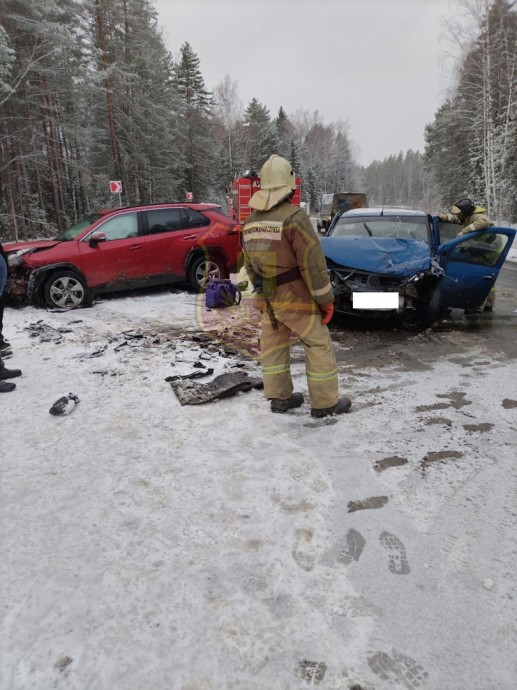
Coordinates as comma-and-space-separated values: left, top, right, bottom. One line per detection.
321, 207, 516, 328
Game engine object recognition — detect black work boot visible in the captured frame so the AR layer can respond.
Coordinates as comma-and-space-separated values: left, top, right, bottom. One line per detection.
0, 380, 16, 392
311, 396, 352, 418
0, 357, 22, 380
270, 392, 304, 413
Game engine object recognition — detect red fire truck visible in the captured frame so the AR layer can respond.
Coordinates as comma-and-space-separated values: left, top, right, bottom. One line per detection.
228, 173, 302, 223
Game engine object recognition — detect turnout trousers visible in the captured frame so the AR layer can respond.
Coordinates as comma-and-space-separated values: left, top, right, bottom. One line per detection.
259, 294, 339, 410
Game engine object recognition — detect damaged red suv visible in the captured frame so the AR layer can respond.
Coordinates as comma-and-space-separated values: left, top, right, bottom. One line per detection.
4, 203, 241, 309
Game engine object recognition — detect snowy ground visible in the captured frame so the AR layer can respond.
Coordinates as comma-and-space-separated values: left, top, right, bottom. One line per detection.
1, 277, 517, 690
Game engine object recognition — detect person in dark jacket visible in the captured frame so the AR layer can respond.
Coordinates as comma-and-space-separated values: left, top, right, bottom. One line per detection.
0, 242, 9, 354
0, 245, 21, 392
242, 154, 351, 417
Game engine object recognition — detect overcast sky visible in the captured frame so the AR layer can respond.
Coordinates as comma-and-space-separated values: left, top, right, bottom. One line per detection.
153, 0, 459, 167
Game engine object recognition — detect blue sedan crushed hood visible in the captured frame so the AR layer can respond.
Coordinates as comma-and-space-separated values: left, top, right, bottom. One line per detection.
321, 237, 432, 277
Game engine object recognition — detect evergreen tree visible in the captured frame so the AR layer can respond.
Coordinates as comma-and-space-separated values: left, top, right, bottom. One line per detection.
0, 0, 186, 240
0, 25, 15, 101
362, 150, 430, 209
173, 42, 215, 201
241, 98, 279, 171
290, 140, 301, 175
425, 0, 517, 219
174, 42, 212, 111
424, 101, 467, 206
275, 106, 293, 159
0, 0, 86, 238
87, 0, 184, 206
3, 0, 514, 245
302, 166, 318, 210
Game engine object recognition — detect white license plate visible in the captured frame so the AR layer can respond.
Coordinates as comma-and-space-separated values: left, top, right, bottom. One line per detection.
353, 292, 399, 310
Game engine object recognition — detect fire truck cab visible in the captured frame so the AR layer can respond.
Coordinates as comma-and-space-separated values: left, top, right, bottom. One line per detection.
228, 172, 302, 223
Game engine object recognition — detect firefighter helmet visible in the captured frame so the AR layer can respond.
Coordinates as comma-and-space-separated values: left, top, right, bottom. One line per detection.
248, 155, 296, 211
451, 198, 475, 218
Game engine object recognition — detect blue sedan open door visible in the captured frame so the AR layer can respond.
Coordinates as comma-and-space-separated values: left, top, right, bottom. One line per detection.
435, 226, 516, 310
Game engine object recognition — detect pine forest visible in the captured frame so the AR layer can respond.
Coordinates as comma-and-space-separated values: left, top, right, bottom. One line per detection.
0, 0, 515, 241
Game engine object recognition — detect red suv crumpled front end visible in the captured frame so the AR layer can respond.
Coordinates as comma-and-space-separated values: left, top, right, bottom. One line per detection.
3, 203, 243, 310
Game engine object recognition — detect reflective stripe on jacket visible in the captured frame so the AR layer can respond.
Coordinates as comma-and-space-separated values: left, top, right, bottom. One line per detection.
242, 202, 334, 305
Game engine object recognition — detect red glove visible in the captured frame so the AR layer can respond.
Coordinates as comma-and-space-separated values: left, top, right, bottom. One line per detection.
320, 301, 334, 325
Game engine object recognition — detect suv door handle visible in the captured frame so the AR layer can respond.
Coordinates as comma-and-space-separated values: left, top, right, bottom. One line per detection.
182, 234, 197, 240
129, 244, 144, 250
483, 275, 494, 281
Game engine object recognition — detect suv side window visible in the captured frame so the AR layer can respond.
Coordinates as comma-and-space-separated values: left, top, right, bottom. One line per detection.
182, 208, 210, 228
146, 208, 184, 234
94, 213, 139, 241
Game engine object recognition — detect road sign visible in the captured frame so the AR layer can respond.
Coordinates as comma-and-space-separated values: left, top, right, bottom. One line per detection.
110, 180, 122, 193
185, 191, 193, 201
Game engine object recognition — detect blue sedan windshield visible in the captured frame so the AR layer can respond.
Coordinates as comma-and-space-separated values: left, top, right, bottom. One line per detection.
330, 215, 430, 242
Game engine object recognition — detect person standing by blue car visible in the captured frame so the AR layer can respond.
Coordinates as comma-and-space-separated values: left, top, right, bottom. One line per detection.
0, 242, 22, 393
437, 198, 499, 313
241, 154, 352, 418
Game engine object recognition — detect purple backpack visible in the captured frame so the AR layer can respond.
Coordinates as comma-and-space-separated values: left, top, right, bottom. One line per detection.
205, 279, 242, 309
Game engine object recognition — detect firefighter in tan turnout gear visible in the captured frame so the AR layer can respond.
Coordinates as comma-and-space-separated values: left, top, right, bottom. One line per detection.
438, 197, 501, 313
242, 154, 351, 417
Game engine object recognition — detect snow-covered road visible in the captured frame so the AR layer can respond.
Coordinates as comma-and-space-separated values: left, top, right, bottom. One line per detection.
1, 285, 516, 689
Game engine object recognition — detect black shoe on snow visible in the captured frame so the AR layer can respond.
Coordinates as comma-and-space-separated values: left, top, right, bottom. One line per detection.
311, 396, 352, 418
49, 393, 80, 416
0, 365, 22, 380
0, 380, 16, 392
0, 341, 11, 355
270, 392, 304, 413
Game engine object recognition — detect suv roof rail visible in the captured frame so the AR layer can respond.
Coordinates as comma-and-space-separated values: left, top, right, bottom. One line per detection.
104, 201, 198, 211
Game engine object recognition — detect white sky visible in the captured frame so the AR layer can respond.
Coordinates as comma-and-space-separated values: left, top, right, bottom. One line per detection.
153, 0, 459, 166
